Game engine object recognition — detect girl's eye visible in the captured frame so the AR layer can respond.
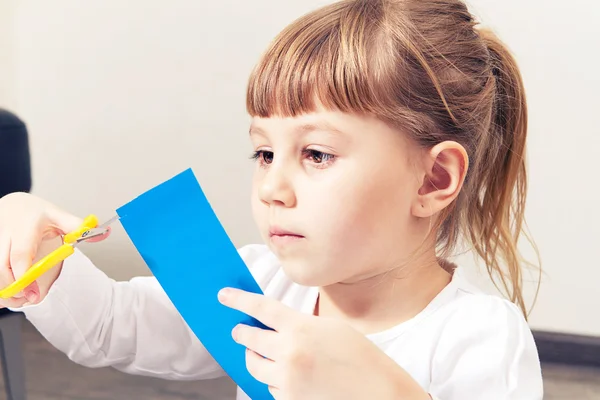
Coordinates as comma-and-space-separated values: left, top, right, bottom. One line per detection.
304, 149, 335, 165
250, 149, 335, 168
250, 150, 274, 165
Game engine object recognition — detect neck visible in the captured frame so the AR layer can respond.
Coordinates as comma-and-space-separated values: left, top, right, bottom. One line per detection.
315, 255, 453, 335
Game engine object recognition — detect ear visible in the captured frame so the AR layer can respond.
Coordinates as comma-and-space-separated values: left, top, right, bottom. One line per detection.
412, 141, 469, 218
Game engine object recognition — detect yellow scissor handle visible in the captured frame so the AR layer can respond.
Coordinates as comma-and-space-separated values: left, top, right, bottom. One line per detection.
64, 215, 99, 244
0, 214, 99, 299
0, 244, 75, 299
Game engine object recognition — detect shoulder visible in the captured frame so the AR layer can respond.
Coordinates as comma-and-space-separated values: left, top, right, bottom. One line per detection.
427, 273, 543, 399
435, 270, 538, 359
439, 271, 533, 341
437, 290, 536, 355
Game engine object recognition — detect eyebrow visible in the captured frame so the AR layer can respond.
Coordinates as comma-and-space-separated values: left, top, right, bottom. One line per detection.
249, 121, 344, 136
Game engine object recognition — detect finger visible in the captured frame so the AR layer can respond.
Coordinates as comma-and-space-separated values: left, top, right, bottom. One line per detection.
85, 226, 112, 243
47, 207, 83, 235
245, 348, 281, 388
218, 288, 298, 331
0, 246, 31, 309
9, 229, 38, 278
40, 224, 64, 241
233, 324, 281, 361
23, 281, 40, 304
9, 227, 41, 302
0, 235, 19, 297
0, 295, 30, 309
0, 235, 31, 307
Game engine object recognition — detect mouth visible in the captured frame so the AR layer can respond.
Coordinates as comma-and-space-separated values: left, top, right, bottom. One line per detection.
269, 227, 304, 238
269, 227, 305, 245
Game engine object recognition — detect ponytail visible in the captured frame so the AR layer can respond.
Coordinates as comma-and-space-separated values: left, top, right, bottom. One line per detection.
466, 29, 540, 318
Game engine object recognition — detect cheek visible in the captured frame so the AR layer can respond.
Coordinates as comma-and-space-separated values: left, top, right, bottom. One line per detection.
307, 164, 416, 271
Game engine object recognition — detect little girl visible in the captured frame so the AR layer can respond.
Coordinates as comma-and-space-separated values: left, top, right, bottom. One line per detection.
0, 0, 543, 399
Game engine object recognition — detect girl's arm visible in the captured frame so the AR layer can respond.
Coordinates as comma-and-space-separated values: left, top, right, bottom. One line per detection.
15, 249, 225, 380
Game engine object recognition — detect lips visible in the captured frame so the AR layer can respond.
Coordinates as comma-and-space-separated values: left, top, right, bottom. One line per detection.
269, 227, 304, 238
269, 227, 305, 247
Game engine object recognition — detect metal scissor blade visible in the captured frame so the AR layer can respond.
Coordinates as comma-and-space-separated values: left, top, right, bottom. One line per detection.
97, 214, 120, 229
74, 215, 121, 244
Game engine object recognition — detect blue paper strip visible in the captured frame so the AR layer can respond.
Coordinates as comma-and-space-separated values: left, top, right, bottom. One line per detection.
116, 168, 273, 400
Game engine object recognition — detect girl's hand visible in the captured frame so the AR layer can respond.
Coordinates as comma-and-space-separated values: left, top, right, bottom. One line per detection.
219, 288, 431, 400
0, 192, 110, 308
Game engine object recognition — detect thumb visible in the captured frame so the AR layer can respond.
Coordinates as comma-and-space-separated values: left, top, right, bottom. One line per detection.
46, 207, 83, 237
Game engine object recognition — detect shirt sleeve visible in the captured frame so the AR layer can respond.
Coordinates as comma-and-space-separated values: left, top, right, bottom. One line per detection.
428, 295, 544, 400
11, 244, 277, 381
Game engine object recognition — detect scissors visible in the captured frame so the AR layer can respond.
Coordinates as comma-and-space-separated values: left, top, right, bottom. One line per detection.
0, 214, 119, 299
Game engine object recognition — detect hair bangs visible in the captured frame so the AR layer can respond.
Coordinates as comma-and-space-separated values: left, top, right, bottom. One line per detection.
246, 3, 385, 118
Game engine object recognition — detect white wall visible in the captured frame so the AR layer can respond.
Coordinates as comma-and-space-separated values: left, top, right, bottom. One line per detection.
1, 0, 598, 336
0, 1, 17, 108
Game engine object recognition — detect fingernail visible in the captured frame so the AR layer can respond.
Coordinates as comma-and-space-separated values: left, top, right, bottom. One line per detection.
25, 290, 39, 304
218, 288, 232, 302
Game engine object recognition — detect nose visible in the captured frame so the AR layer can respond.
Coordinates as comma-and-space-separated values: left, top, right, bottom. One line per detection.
258, 164, 296, 208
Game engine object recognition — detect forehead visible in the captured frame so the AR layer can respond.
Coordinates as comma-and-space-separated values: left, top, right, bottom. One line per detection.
249, 112, 344, 136
249, 105, 380, 136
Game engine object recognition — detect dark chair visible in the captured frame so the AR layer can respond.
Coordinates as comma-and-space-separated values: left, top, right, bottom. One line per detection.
0, 108, 30, 400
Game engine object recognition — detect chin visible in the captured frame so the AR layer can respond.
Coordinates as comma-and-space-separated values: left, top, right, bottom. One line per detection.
279, 259, 338, 287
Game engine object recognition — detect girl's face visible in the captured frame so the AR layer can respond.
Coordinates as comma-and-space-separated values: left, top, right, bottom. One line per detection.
250, 108, 428, 287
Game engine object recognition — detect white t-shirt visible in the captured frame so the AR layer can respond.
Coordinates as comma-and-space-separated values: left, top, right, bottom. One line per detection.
15, 244, 543, 399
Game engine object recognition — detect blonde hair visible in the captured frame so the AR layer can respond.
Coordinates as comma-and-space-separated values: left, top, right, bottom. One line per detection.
246, 0, 540, 317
